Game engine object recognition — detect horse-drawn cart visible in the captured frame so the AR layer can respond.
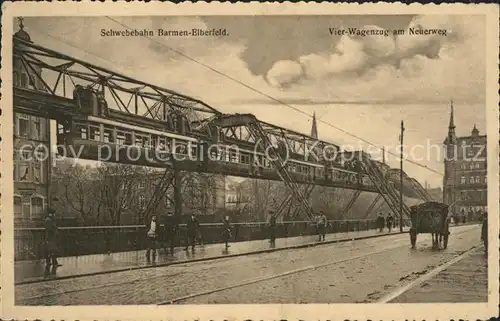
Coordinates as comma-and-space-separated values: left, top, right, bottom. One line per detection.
409, 201, 450, 249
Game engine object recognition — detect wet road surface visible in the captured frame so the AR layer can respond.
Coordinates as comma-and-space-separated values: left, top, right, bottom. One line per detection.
16, 225, 483, 305
16, 228, 406, 283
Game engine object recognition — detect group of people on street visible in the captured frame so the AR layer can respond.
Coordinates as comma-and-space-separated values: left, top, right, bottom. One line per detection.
376, 213, 395, 232
145, 213, 236, 262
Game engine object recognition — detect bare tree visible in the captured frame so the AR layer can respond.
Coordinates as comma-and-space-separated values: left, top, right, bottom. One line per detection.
51, 161, 101, 225
96, 163, 151, 225
181, 172, 224, 216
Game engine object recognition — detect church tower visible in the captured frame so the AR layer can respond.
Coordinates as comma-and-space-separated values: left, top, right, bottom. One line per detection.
443, 100, 457, 212
13, 18, 52, 226
311, 112, 318, 139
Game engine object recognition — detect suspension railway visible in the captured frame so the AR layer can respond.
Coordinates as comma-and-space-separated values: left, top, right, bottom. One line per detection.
12, 34, 433, 222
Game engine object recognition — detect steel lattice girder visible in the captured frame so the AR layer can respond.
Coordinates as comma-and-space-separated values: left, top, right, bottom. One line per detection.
212, 114, 341, 161
143, 169, 175, 219
14, 37, 221, 136
275, 184, 315, 219
13, 37, 429, 205
339, 189, 362, 219
363, 194, 383, 218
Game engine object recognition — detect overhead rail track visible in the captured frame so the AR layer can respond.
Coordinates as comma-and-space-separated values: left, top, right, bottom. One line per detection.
13, 35, 428, 222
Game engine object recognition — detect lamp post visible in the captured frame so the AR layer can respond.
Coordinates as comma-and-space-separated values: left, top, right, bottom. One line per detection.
400, 120, 404, 232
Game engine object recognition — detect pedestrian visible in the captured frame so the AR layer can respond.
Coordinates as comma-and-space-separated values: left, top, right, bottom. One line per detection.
222, 215, 232, 248
145, 215, 158, 262
44, 208, 61, 275
268, 211, 277, 246
196, 217, 204, 246
185, 214, 199, 251
163, 212, 177, 254
481, 212, 488, 253
386, 214, 394, 232
376, 214, 383, 232
317, 212, 327, 241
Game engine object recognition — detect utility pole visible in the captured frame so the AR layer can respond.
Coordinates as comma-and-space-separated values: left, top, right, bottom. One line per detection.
400, 120, 405, 232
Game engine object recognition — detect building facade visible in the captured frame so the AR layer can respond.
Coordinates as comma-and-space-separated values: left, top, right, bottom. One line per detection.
118, 171, 226, 224
13, 21, 52, 226
443, 102, 487, 221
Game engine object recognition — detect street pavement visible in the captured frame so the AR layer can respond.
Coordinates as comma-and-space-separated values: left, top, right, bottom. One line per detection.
390, 245, 488, 303
15, 224, 484, 305
16, 227, 406, 284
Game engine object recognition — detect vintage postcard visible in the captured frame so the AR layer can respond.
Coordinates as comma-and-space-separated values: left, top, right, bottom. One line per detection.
1, 1, 499, 320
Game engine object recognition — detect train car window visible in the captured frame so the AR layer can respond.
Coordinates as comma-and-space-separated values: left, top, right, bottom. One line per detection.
150, 135, 158, 149
134, 134, 144, 147
142, 135, 150, 149
210, 148, 218, 160
190, 144, 198, 158
77, 124, 88, 139
124, 132, 133, 145
89, 125, 100, 141
176, 143, 188, 155
103, 130, 111, 143
116, 131, 126, 145
230, 150, 239, 163
240, 153, 250, 164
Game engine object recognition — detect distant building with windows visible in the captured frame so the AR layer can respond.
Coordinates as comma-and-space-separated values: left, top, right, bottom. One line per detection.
13, 21, 52, 226
225, 178, 250, 211
114, 171, 226, 224
425, 187, 443, 202
443, 102, 487, 222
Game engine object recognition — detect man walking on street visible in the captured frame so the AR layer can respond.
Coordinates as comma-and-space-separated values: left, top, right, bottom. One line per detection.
146, 215, 158, 262
386, 214, 394, 233
222, 215, 232, 249
185, 214, 199, 252
318, 212, 327, 241
163, 212, 177, 254
378, 214, 385, 232
481, 212, 488, 253
268, 211, 277, 247
44, 208, 61, 276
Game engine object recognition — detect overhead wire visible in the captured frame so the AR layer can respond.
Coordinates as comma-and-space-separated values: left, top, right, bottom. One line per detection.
105, 16, 443, 176
32, 18, 443, 176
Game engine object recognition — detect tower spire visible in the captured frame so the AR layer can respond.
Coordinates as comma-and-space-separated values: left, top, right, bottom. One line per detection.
18, 17, 24, 30
311, 111, 318, 139
444, 99, 457, 145
448, 99, 455, 130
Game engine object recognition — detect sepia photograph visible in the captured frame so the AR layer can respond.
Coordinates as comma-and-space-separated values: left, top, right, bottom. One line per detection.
1, 2, 498, 320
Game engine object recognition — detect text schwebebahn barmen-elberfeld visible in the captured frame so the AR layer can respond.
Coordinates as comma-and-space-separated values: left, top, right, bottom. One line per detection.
101, 28, 229, 37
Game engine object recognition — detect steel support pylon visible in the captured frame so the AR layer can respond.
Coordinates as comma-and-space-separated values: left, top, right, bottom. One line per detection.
361, 157, 411, 220
339, 189, 362, 219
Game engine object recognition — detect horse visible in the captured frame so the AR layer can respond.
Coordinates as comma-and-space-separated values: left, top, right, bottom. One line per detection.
431, 215, 449, 250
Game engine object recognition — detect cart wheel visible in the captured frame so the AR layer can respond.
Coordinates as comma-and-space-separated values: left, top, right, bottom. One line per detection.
443, 233, 448, 249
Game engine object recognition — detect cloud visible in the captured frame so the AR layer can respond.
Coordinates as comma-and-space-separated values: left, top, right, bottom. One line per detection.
21, 15, 484, 107
299, 36, 368, 78
266, 60, 303, 88
264, 15, 485, 104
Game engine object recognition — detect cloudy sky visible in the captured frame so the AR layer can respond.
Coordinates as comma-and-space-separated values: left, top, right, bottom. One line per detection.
19, 15, 486, 187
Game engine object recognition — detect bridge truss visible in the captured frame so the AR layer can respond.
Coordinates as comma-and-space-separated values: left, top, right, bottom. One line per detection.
13, 36, 431, 223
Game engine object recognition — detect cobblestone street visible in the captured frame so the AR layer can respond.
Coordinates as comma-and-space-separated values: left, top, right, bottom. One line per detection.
16, 225, 484, 305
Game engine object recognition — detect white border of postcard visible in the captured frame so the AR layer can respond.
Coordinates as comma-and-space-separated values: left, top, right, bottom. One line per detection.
1, 2, 499, 320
